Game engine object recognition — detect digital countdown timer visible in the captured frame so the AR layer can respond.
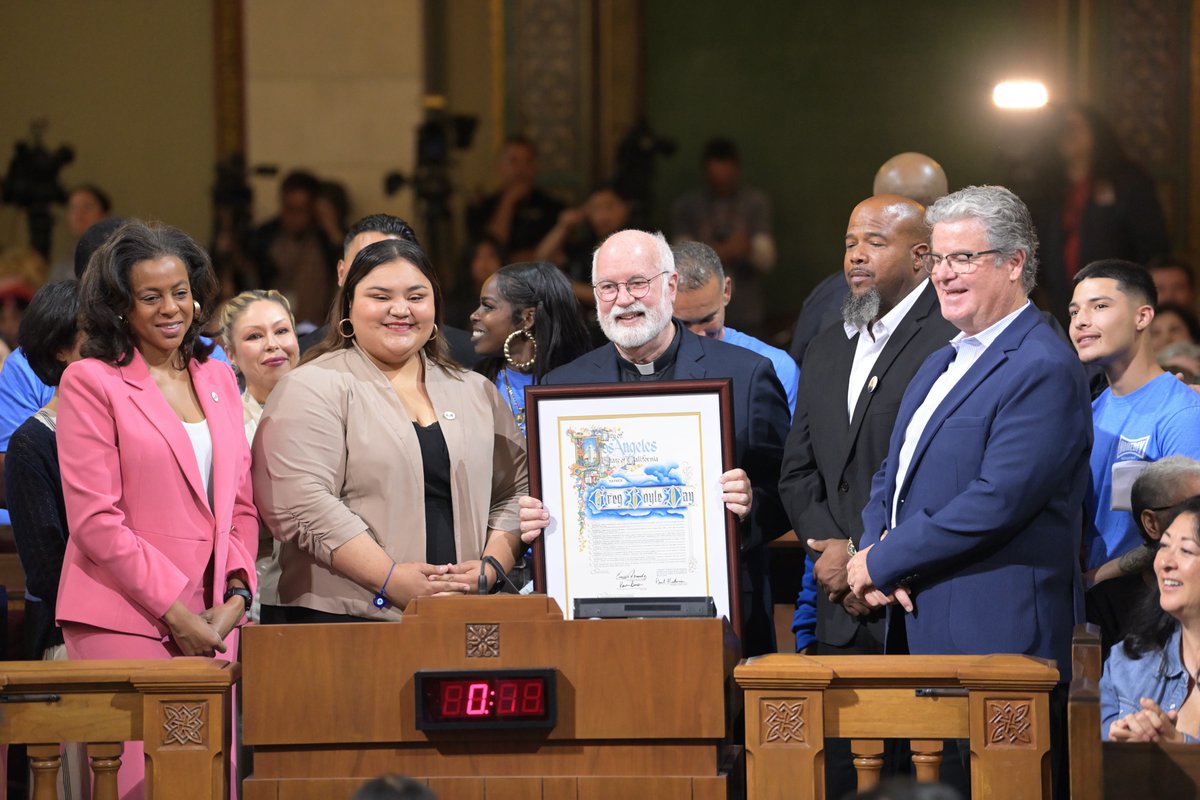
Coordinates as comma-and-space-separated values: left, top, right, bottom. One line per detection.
415, 669, 556, 731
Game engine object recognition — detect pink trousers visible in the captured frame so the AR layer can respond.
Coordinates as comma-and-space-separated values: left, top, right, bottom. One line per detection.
62, 623, 239, 800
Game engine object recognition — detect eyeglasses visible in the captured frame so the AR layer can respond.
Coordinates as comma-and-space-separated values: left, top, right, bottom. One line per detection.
593, 271, 669, 302
921, 250, 1005, 275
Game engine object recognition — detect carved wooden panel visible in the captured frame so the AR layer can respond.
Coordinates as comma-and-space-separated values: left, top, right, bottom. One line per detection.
161, 701, 207, 747
212, 0, 246, 160
1108, 0, 1182, 169
985, 699, 1034, 748
761, 699, 806, 744
508, 0, 587, 193
466, 623, 501, 658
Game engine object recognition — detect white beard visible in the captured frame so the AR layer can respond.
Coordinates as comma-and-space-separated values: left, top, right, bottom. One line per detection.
599, 293, 674, 351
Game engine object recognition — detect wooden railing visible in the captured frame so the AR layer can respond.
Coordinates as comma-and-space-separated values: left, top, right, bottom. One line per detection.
0, 657, 237, 799
735, 653, 1059, 799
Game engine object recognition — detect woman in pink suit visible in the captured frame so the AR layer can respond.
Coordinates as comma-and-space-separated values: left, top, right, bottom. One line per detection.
56, 220, 257, 799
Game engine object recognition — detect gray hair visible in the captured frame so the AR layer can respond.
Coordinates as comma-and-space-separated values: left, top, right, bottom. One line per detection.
1158, 341, 1200, 367
1132, 455, 1200, 522
672, 241, 725, 291
925, 185, 1039, 294
592, 230, 675, 284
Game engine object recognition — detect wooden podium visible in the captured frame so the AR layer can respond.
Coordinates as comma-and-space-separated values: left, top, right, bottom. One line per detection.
242, 595, 739, 799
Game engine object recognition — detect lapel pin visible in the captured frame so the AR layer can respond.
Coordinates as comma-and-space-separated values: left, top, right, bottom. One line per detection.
442, 411, 456, 420
211, 391, 220, 402
867, 376, 878, 393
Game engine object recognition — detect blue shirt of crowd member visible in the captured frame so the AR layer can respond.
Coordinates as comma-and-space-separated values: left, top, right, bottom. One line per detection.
0, 342, 230, 525
723, 327, 799, 417
1086, 373, 1200, 571
1100, 624, 1199, 742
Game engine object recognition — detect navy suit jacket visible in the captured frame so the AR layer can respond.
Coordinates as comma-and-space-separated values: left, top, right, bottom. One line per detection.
859, 304, 1092, 678
543, 325, 791, 654
780, 282, 958, 647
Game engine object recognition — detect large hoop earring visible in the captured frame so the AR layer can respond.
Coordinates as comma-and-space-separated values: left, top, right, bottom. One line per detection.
338, 318, 355, 338
428, 323, 438, 342
503, 328, 536, 370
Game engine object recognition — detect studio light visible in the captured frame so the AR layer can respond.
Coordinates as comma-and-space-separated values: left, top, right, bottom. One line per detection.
992, 80, 1049, 110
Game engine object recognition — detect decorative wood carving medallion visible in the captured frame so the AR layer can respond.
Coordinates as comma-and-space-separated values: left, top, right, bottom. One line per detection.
762, 699, 806, 744
161, 702, 206, 747
466, 623, 500, 658
985, 699, 1033, 748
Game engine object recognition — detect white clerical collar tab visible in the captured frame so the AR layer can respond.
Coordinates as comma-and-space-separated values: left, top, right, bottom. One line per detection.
634, 361, 657, 375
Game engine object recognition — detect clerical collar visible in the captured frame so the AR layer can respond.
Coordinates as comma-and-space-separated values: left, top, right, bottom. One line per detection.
617, 320, 683, 382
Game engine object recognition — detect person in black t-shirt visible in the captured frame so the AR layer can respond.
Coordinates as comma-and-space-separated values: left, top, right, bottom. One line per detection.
467, 136, 564, 262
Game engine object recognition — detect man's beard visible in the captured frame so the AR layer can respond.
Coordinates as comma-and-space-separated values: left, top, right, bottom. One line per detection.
599, 292, 674, 351
841, 286, 881, 330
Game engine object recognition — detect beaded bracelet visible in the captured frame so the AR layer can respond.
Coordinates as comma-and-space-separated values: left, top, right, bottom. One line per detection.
373, 562, 397, 609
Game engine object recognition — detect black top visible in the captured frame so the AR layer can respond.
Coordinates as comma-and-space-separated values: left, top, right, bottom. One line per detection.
414, 421, 456, 565
5, 412, 67, 654
616, 321, 683, 382
466, 187, 564, 255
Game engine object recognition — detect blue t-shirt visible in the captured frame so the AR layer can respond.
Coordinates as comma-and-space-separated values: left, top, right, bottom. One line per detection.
723, 327, 799, 420
1086, 372, 1200, 569
0, 348, 55, 453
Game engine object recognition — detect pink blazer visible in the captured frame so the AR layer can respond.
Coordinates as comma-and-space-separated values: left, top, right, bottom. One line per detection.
56, 352, 258, 639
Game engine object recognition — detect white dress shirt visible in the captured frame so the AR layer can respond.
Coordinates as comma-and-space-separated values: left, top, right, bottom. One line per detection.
845, 280, 929, 421
890, 301, 1030, 528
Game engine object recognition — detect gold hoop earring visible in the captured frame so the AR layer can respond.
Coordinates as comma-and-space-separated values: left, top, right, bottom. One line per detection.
428, 323, 438, 342
338, 318, 355, 338
193, 300, 201, 315
503, 328, 536, 370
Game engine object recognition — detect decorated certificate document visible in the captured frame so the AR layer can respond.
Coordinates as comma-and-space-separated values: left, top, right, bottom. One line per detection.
527, 381, 739, 633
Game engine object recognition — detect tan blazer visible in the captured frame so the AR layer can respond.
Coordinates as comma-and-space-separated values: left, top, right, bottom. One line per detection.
252, 345, 527, 619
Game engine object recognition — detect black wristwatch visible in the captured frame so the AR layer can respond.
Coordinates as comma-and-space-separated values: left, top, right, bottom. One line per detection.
224, 586, 253, 614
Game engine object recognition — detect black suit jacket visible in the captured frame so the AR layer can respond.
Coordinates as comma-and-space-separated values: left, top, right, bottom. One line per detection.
788, 270, 848, 368
778, 282, 957, 647
543, 326, 791, 655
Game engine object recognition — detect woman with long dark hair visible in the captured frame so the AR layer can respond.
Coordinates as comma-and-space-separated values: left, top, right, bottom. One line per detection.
254, 239, 531, 623
469, 261, 591, 435
1101, 495, 1200, 742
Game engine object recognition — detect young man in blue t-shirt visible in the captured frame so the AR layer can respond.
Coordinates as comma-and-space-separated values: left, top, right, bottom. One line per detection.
1070, 259, 1200, 579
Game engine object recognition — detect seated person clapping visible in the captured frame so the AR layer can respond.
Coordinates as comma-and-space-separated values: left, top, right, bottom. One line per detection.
253, 239, 533, 623
1101, 495, 1200, 742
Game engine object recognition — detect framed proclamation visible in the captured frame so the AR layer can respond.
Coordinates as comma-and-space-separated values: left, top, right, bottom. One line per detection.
526, 380, 741, 639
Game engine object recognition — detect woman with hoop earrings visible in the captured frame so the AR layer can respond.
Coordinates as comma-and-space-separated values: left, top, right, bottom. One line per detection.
254, 239, 535, 624
468, 261, 592, 436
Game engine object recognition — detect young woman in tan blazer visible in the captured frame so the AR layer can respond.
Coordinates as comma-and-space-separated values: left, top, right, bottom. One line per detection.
253, 239, 530, 622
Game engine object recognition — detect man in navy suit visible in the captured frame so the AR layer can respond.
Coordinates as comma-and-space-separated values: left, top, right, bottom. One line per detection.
519, 229, 791, 656
846, 184, 1091, 673
845, 185, 1091, 794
